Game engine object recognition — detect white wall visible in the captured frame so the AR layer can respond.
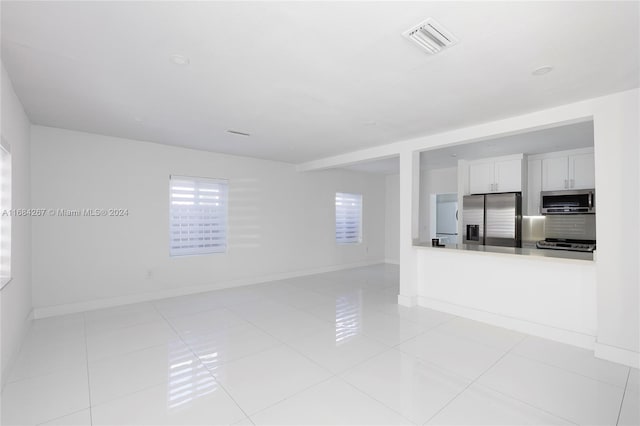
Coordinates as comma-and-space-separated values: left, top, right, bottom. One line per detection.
384, 174, 399, 263
30, 126, 386, 316
418, 166, 457, 243
0, 65, 32, 387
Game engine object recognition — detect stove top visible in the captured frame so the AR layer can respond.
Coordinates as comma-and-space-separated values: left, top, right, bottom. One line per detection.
536, 238, 596, 252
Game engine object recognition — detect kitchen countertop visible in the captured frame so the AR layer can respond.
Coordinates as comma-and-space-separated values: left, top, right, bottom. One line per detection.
413, 242, 594, 261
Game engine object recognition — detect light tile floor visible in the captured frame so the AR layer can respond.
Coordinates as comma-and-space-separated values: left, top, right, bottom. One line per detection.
2, 264, 638, 425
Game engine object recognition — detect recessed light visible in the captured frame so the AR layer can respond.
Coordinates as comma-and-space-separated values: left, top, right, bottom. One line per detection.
450, 154, 457, 157
532, 66, 553, 76
227, 130, 251, 137
133, 116, 143, 123
170, 54, 190, 66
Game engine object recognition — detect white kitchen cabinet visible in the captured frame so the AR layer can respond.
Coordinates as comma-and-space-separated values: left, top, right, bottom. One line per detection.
468, 155, 523, 194
541, 156, 568, 191
527, 158, 542, 215
542, 150, 594, 191
469, 161, 495, 194
570, 152, 596, 189
495, 159, 523, 192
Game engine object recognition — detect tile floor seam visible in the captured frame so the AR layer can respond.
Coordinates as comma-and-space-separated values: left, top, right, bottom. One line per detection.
237, 313, 340, 375
84, 316, 166, 336
223, 313, 405, 418
280, 323, 396, 363
166, 317, 254, 340
151, 302, 253, 424
467, 383, 581, 426
34, 408, 91, 426
82, 313, 94, 425
422, 322, 526, 354
246, 375, 338, 419
422, 334, 531, 425
89, 380, 169, 408
86, 337, 181, 365
368, 309, 446, 329
458, 339, 589, 426
507, 350, 630, 389
385, 317, 458, 350
191, 341, 288, 372
615, 368, 631, 426
390, 345, 476, 384
153, 302, 232, 319
337, 375, 420, 426
327, 345, 396, 376
255, 313, 397, 376
225, 300, 312, 324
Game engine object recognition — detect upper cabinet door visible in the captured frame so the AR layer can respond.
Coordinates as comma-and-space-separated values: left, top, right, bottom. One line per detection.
469, 161, 495, 194
527, 158, 542, 215
569, 152, 595, 189
542, 156, 569, 191
494, 159, 522, 193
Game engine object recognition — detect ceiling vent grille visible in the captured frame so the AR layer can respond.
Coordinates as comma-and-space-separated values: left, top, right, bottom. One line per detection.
402, 18, 458, 54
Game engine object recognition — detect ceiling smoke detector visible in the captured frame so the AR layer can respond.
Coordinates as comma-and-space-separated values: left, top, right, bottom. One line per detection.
402, 18, 458, 54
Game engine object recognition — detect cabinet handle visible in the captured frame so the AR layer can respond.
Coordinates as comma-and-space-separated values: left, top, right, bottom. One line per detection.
570, 179, 574, 188
495, 183, 498, 191
564, 179, 568, 189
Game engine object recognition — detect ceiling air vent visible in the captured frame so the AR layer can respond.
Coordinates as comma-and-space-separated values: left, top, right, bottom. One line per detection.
402, 18, 458, 54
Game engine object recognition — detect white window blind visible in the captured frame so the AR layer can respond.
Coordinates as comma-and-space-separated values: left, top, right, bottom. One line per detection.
170, 176, 228, 256
335, 192, 362, 244
0, 140, 11, 285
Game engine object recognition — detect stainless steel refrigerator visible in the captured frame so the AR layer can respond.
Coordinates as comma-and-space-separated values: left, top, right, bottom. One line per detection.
462, 193, 522, 247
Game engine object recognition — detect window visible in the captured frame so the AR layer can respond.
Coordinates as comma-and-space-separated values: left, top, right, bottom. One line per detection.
335, 192, 362, 244
170, 175, 228, 256
0, 138, 11, 287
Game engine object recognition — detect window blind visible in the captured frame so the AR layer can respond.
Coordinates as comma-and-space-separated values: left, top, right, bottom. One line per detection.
335, 192, 362, 244
170, 176, 228, 256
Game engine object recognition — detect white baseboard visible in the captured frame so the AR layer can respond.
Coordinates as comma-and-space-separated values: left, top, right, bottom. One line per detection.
417, 296, 596, 350
384, 259, 400, 265
594, 342, 640, 368
398, 294, 417, 307
33, 259, 386, 319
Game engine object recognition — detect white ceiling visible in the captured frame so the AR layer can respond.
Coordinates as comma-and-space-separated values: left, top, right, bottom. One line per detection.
1, 2, 638, 164
342, 119, 593, 175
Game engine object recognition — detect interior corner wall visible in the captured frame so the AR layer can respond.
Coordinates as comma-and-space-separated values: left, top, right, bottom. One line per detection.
0, 64, 32, 388
384, 174, 399, 264
30, 126, 387, 316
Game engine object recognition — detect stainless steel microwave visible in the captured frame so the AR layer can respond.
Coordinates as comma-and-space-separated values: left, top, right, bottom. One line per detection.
540, 189, 595, 215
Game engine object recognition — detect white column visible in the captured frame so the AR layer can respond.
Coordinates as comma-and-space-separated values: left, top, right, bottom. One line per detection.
593, 89, 640, 367
398, 150, 420, 306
